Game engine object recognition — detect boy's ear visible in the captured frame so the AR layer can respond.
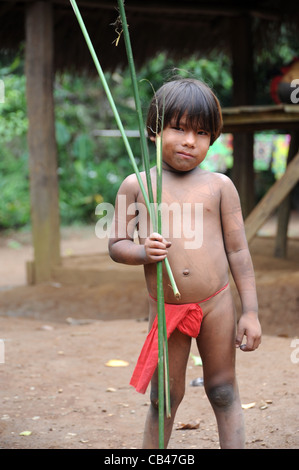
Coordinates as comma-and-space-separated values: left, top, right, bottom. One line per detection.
149, 136, 156, 143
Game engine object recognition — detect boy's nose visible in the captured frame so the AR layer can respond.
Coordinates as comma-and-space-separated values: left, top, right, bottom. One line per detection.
184, 131, 196, 146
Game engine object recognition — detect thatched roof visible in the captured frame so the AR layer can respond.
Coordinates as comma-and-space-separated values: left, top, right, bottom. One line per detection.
0, 0, 298, 71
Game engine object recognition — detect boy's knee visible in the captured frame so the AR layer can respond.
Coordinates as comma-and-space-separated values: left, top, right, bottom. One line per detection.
170, 386, 185, 410
206, 383, 235, 410
150, 385, 185, 412
150, 389, 159, 410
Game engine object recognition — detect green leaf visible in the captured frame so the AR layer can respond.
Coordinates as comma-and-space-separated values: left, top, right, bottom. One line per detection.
190, 353, 202, 366
19, 430, 32, 436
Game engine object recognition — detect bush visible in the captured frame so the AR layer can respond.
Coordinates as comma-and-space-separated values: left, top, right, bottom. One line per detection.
1, 52, 234, 229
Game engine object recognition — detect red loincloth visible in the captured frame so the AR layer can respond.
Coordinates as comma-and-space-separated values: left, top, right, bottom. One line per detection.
130, 302, 203, 394
130, 283, 228, 394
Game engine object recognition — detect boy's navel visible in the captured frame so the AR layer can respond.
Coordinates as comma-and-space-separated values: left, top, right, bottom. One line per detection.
183, 269, 190, 276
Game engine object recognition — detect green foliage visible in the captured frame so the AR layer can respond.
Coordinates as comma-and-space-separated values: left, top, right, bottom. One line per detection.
54, 72, 136, 224
0, 146, 30, 228
0, 31, 297, 229
0, 59, 29, 228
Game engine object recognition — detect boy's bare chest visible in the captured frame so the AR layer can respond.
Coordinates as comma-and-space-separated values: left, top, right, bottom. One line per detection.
137, 170, 221, 213
160, 173, 220, 208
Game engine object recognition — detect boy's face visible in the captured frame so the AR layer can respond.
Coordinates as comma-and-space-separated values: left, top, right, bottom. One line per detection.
151, 113, 211, 173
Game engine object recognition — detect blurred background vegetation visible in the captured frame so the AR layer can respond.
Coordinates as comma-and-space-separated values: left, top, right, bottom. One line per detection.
0, 30, 297, 230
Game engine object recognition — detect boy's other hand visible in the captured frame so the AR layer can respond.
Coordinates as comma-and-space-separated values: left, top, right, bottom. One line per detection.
143, 232, 171, 264
236, 312, 262, 352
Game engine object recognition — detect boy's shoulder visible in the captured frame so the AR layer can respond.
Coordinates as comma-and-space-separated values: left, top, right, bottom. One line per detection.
201, 170, 238, 195
120, 172, 140, 189
122, 169, 151, 186
201, 169, 234, 186
213, 171, 233, 184
118, 172, 144, 197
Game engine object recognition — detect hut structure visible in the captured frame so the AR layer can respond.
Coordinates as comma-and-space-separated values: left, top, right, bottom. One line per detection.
0, 0, 299, 284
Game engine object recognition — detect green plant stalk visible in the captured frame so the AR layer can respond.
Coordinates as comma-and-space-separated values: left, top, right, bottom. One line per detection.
117, 0, 178, 300
156, 137, 165, 450
69, 0, 150, 214
70, 0, 180, 300
156, 135, 171, 421
117, 1, 171, 445
116, 0, 155, 221
156, 260, 165, 449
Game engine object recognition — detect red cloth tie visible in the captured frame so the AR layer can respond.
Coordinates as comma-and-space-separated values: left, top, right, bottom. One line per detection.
130, 302, 203, 394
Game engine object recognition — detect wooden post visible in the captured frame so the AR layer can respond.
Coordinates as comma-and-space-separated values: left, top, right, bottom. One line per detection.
231, 15, 255, 218
25, 1, 61, 283
274, 132, 299, 258
244, 151, 299, 243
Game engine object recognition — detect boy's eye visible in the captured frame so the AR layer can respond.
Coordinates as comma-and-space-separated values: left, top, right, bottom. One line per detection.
170, 125, 210, 136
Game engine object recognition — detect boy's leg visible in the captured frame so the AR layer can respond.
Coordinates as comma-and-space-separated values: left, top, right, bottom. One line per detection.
142, 328, 192, 449
196, 288, 245, 449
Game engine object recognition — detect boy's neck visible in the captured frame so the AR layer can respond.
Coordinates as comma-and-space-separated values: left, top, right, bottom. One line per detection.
161, 161, 201, 175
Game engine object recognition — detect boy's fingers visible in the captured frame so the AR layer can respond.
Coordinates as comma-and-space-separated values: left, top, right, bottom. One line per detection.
145, 234, 171, 263
235, 329, 244, 347
149, 248, 168, 256
149, 241, 168, 251
148, 252, 168, 262
235, 326, 249, 350
240, 343, 253, 352
154, 254, 168, 261
150, 233, 171, 247
237, 335, 261, 352
150, 232, 164, 241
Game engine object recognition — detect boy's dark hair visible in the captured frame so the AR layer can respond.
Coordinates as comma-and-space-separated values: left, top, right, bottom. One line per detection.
146, 78, 223, 146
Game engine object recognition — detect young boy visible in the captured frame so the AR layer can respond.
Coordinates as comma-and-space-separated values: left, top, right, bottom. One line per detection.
108, 78, 262, 449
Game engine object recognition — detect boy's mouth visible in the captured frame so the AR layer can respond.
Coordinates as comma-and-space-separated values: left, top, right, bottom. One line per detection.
177, 151, 194, 159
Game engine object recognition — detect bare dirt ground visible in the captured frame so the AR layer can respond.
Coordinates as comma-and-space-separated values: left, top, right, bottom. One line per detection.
0, 216, 298, 450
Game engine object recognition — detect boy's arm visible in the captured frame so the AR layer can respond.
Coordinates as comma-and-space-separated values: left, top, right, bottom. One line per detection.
108, 174, 170, 265
220, 175, 262, 351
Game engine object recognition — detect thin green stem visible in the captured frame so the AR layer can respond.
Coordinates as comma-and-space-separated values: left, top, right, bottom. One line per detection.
157, 135, 171, 422
156, 261, 165, 449
156, 136, 165, 447
70, 0, 151, 214
70, 0, 181, 298
116, 0, 154, 208
71, 0, 177, 450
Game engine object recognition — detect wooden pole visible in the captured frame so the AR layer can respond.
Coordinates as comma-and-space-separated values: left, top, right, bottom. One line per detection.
25, 1, 61, 283
274, 131, 299, 258
231, 15, 255, 218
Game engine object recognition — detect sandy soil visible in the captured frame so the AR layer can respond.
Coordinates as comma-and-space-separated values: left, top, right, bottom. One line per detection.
0, 218, 298, 450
